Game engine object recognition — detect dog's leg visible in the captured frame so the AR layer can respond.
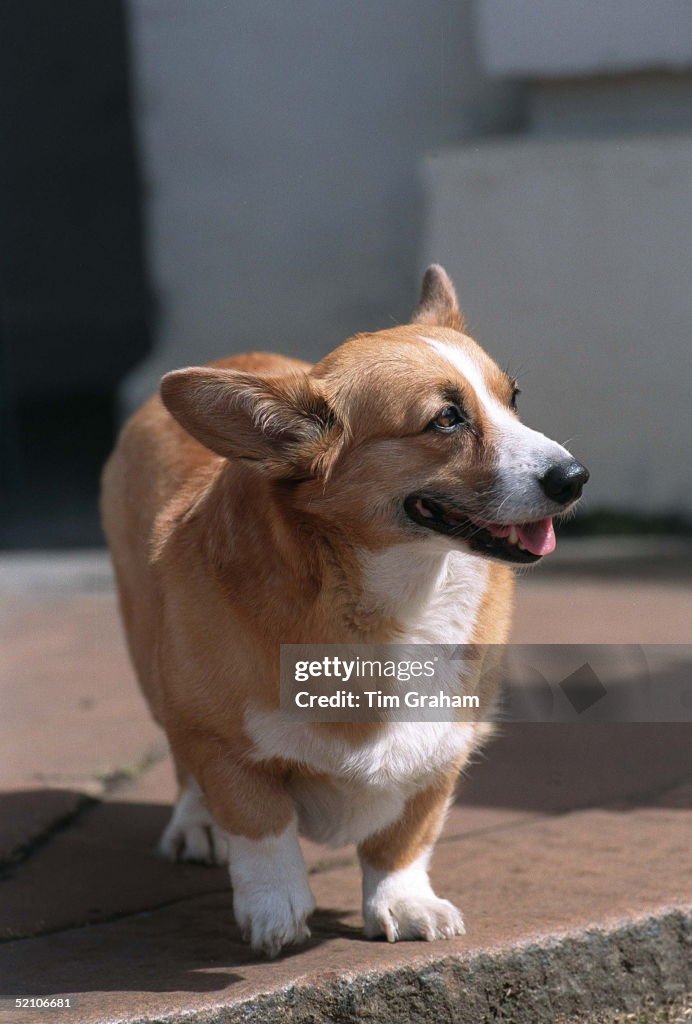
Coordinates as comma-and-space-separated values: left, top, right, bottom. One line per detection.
358, 770, 464, 942
171, 733, 315, 957
225, 816, 315, 957
158, 777, 229, 865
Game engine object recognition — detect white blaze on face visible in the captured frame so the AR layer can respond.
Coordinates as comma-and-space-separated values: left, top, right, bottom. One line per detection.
420, 336, 572, 519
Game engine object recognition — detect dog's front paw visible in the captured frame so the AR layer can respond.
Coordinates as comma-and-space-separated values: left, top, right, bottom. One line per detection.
362, 856, 465, 943
233, 882, 315, 958
228, 823, 315, 957
364, 891, 465, 942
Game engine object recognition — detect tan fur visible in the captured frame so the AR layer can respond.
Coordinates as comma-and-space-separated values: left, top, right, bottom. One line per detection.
411, 263, 466, 332
358, 769, 459, 873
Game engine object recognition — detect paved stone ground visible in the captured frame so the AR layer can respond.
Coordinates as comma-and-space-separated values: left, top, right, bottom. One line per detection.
0, 543, 690, 1023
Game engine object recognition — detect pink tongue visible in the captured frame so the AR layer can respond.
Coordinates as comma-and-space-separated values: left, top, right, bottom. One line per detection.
476, 516, 557, 556
516, 517, 556, 556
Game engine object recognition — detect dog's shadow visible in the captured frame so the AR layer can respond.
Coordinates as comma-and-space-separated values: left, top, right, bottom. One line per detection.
0, 790, 358, 996
3, 721, 689, 994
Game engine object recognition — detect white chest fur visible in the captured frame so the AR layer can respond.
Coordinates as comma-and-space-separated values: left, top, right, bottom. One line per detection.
360, 540, 489, 646
244, 542, 489, 847
244, 715, 481, 846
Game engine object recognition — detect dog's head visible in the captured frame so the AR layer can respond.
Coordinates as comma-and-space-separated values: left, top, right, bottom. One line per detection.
161, 265, 588, 564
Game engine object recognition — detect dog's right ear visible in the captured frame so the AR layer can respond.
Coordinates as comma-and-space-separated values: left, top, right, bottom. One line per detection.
160, 367, 336, 476
411, 264, 466, 332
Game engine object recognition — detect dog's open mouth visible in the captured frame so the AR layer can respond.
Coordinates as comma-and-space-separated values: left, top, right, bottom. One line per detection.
403, 495, 556, 564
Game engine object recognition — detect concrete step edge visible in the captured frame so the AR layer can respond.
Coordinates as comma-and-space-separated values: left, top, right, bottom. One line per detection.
120, 906, 690, 1024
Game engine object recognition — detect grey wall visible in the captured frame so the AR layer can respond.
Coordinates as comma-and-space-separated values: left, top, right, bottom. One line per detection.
477, 0, 692, 76
422, 135, 692, 516
124, 0, 691, 517
124, 0, 520, 407
424, 2, 692, 516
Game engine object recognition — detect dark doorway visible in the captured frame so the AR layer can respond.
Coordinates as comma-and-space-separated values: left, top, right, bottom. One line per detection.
0, 0, 153, 548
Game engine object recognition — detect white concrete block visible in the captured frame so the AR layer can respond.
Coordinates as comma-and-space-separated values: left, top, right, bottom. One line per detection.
477, 0, 692, 77
421, 134, 692, 515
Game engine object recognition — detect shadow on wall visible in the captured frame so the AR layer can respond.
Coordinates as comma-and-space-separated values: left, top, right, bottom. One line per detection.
0, 1, 152, 550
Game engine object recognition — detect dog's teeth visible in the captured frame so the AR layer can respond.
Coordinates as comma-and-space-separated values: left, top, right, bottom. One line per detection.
508, 526, 519, 545
517, 540, 527, 551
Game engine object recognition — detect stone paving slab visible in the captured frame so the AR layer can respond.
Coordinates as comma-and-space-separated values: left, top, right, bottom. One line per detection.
0, 593, 164, 792
0, 546, 690, 1023
513, 579, 691, 645
0, 796, 688, 1023
2, 726, 689, 942
0, 591, 165, 857
0, 788, 88, 866
1, 912, 688, 1023
0, 756, 533, 941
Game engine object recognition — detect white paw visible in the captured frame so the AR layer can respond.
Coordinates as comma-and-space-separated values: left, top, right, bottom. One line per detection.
362, 850, 465, 943
364, 891, 465, 942
232, 881, 314, 958
227, 821, 315, 957
158, 780, 228, 866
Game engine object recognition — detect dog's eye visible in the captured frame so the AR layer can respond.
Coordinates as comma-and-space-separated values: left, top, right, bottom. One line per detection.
510, 387, 520, 411
430, 405, 465, 432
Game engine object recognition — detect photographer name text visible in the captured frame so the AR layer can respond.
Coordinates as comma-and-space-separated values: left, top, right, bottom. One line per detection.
294, 689, 479, 709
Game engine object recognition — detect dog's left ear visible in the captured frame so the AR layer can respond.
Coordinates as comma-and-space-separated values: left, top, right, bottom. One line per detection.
411, 264, 466, 332
161, 367, 340, 478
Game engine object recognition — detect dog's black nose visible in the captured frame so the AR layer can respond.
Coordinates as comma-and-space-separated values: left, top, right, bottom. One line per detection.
540, 461, 589, 505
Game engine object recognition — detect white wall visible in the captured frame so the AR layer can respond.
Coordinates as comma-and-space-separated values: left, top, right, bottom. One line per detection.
421, 135, 692, 514
124, 0, 519, 407
476, 0, 692, 76
123, 1, 692, 516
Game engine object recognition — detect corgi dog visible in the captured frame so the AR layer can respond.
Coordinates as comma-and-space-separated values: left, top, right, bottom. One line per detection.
101, 265, 588, 957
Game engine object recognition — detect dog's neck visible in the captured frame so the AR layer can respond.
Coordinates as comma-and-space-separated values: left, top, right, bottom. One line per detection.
356, 542, 490, 645
191, 463, 489, 644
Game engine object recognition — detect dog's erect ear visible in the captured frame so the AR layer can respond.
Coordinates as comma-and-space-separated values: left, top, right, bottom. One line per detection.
411, 264, 465, 332
161, 367, 337, 476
